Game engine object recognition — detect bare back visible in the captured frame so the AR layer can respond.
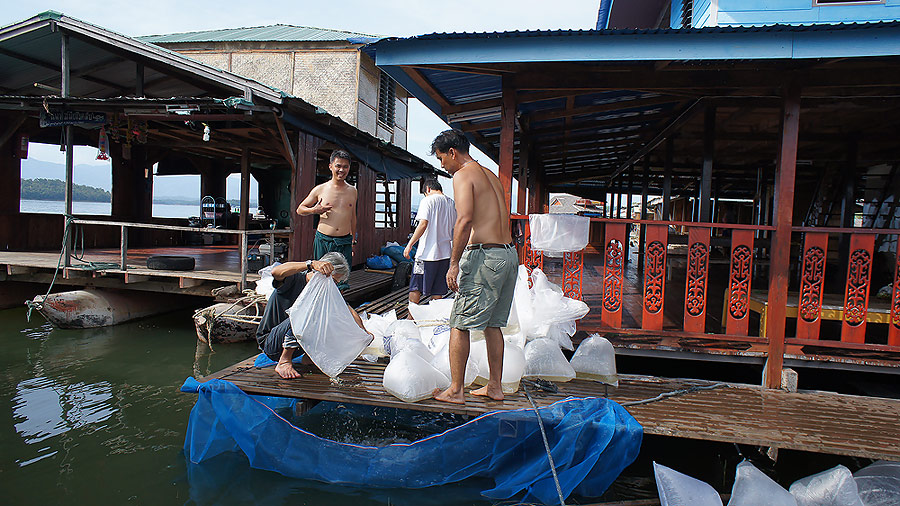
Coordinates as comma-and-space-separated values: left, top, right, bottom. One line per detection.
462, 165, 511, 245
313, 182, 357, 236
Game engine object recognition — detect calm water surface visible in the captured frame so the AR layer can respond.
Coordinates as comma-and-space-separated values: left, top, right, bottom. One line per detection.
0, 307, 491, 505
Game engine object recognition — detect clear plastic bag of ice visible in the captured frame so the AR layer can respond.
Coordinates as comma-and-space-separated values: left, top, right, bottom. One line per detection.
382, 350, 450, 403
854, 460, 900, 506
570, 333, 618, 386
429, 342, 478, 387
286, 273, 373, 377
471, 340, 526, 393
789, 465, 864, 506
654, 462, 723, 506
524, 338, 575, 382
728, 460, 797, 506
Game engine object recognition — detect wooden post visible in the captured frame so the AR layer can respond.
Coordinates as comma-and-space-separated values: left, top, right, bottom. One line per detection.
61, 31, 73, 266
239, 148, 251, 230
135, 63, 144, 97
700, 106, 715, 223
662, 138, 673, 221
517, 137, 529, 215
638, 157, 650, 273
838, 142, 858, 275
120, 225, 128, 270
625, 166, 634, 266
499, 76, 516, 211
240, 231, 249, 290
527, 149, 543, 214
290, 133, 323, 262
764, 83, 801, 390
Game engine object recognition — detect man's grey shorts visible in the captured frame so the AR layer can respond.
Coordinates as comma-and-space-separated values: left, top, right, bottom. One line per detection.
449, 244, 518, 331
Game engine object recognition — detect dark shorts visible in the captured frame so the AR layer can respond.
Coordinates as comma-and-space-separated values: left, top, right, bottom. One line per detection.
314, 230, 352, 290
409, 258, 451, 297
260, 318, 300, 362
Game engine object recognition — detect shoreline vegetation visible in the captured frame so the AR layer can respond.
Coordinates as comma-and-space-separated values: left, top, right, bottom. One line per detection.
20, 178, 256, 207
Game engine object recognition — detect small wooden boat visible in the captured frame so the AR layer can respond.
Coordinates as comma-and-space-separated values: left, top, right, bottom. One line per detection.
193, 294, 266, 344
32, 288, 187, 328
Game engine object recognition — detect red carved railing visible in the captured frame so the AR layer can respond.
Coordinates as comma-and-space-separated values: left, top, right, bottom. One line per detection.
514, 215, 900, 358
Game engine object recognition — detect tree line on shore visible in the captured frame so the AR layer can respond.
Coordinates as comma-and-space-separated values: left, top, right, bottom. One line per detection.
21, 178, 110, 202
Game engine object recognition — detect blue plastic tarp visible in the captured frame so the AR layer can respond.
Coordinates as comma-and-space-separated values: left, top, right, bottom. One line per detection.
181, 378, 642, 505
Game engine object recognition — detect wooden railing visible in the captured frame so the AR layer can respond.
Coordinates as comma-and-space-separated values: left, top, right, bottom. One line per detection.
515, 215, 900, 357
69, 218, 291, 289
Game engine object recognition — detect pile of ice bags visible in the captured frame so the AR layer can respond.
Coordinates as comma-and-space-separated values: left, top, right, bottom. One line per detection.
653, 459, 900, 506
365, 265, 617, 403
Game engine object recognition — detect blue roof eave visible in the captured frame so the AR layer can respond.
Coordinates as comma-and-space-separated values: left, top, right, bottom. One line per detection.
372, 22, 900, 66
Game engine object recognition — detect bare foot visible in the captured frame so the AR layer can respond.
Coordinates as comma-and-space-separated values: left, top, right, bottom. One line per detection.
275, 361, 302, 379
472, 385, 504, 401
433, 387, 466, 405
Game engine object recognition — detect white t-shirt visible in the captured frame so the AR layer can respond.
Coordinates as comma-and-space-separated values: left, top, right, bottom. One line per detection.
414, 193, 456, 261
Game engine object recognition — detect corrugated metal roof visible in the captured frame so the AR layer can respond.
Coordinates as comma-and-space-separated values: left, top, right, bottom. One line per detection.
140, 24, 379, 44
394, 20, 900, 41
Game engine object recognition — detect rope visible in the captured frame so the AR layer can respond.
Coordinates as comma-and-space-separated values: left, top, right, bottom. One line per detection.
620, 382, 729, 407
522, 382, 567, 506
25, 214, 74, 322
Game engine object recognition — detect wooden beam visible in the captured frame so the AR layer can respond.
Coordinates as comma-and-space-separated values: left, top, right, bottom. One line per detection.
527, 95, 683, 123
764, 82, 802, 390
402, 67, 452, 110
662, 138, 673, 220
442, 98, 501, 115
498, 76, 516, 211
239, 147, 250, 230
274, 113, 298, 170
699, 106, 715, 222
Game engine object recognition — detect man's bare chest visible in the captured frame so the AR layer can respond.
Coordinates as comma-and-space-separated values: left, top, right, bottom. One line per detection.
319, 187, 355, 209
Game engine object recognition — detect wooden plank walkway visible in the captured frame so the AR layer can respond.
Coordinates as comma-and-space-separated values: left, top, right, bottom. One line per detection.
203, 357, 900, 461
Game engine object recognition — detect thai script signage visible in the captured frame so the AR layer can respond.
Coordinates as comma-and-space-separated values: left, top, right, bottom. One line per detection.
40, 111, 107, 127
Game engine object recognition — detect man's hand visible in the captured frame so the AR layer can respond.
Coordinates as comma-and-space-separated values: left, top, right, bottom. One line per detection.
446, 263, 460, 293
312, 202, 333, 215
403, 244, 413, 259
310, 260, 334, 277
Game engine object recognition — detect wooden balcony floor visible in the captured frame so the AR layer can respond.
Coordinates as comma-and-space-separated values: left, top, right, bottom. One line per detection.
204, 356, 900, 461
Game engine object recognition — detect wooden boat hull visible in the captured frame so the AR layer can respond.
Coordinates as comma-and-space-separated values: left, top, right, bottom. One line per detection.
193, 301, 261, 344
34, 288, 186, 328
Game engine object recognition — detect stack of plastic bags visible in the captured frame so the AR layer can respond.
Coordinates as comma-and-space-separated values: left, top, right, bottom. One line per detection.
654, 459, 900, 506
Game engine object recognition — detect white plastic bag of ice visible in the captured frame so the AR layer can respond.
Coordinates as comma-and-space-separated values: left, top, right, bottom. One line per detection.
359, 310, 397, 359
854, 460, 900, 506
728, 460, 797, 506
524, 338, 575, 382
530, 268, 590, 325
655, 462, 723, 506
408, 298, 454, 323
470, 340, 527, 393
790, 465, 864, 506
529, 214, 590, 257
569, 333, 618, 386
286, 273, 373, 377
429, 342, 478, 387
384, 320, 421, 356
382, 350, 450, 403
546, 320, 576, 350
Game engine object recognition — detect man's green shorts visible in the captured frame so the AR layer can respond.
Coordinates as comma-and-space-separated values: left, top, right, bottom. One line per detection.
449, 244, 518, 331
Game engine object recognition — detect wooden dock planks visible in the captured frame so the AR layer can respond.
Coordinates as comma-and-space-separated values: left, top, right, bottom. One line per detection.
203, 357, 900, 461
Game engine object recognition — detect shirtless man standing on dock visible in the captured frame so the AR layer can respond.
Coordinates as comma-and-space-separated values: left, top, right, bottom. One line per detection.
296, 149, 358, 289
431, 129, 518, 405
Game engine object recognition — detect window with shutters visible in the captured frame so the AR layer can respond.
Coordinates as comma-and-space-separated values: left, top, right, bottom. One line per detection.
377, 71, 396, 128
374, 175, 398, 228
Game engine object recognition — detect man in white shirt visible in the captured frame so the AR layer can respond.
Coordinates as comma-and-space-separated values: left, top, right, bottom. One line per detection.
403, 178, 457, 304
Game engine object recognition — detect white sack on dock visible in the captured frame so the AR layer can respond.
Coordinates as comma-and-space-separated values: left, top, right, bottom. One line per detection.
790, 465, 864, 506
407, 298, 454, 323
286, 273, 373, 378
546, 320, 576, 351
529, 214, 590, 257
255, 263, 280, 298
359, 310, 397, 359
524, 338, 576, 383
471, 341, 526, 394
430, 342, 478, 387
654, 462, 724, 506
728, 460, 797, 506
382, 350, 450, 403
570, 334, 618, 387
854, 460, 900, 506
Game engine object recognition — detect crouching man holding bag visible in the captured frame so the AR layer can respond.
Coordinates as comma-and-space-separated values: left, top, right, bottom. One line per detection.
255, 251, 371, 379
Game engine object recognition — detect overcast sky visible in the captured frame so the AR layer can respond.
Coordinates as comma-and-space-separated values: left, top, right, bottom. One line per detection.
4, 1, 601, 201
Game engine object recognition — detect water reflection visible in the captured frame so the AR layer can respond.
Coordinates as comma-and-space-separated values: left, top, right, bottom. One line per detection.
13, 376, 116, 465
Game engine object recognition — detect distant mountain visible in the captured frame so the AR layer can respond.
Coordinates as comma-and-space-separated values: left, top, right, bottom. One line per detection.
21, 159, 256, 203
21, 178, 111, 202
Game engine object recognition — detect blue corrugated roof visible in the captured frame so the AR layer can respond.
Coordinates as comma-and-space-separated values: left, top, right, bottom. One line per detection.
140, 24, 379, 44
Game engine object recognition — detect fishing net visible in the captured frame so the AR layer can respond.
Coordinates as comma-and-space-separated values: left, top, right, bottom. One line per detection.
181, 377, 642, 505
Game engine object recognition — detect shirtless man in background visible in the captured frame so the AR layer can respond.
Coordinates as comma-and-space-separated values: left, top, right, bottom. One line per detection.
430, 129, 518, 405
296, 150, 358, 289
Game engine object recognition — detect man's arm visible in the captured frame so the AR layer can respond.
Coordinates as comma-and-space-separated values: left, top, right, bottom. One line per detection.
348, 304, 374, 338
271, 259, 334, 281
404, 219, 428, 259
350, 187, 358, 244
296, 185, 331, 216
446, 174, 474, 293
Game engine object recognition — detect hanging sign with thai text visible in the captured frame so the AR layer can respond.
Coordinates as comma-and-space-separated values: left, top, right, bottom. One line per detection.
40, 111, 107, 128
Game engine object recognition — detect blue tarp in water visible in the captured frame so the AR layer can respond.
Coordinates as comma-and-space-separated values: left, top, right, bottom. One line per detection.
181, 378, 642, 505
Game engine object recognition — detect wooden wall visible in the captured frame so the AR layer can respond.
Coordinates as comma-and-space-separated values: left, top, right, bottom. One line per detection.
356, 165, 411, 266
716, 0, 900, 27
